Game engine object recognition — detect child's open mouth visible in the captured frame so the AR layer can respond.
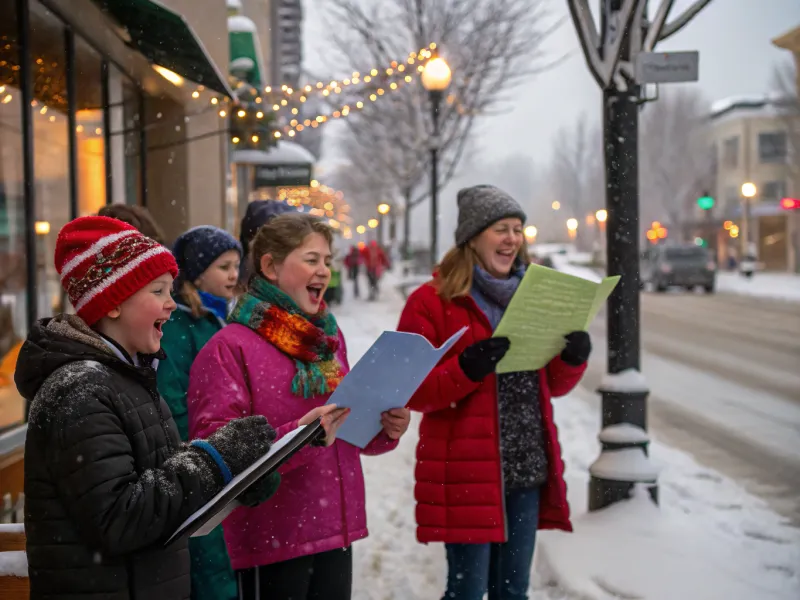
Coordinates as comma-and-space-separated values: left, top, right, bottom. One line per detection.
153, 320, 165, 337
307, 284, 323, 303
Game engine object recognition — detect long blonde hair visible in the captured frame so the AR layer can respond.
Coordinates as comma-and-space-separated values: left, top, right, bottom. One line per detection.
435, 244, 530, 302
179, 280, 205, 319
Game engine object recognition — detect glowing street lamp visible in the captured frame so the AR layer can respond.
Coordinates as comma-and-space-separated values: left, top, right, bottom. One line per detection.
566, 218, 578, 240
741, 182, 756, 247
552, 201, 561, 211
422, 54, 452, 266
524, 225, 538, 244
377, 203, 391, 215
595, 209, 607, 223
356, 225, 366, 234
367, 218, 379, 229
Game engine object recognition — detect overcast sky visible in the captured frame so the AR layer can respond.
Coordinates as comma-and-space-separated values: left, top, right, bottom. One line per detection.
302, 0, 800, 247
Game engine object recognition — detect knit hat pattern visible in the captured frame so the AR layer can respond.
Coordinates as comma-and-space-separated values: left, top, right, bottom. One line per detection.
172, 225, 242, 283
55, 216, 178, 326
454, 185, 527, 246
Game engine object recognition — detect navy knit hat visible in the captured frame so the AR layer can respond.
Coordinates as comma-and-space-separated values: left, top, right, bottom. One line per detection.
240, 200, 296, 252
172, 226, 242, 283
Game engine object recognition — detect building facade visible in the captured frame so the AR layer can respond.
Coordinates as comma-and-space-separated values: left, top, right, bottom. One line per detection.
0, 0, 232, 431
703, 96, 798, 271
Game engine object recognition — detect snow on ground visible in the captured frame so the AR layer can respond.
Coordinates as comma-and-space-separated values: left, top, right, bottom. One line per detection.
717, 271, 800, 303
335, 271, 800, 600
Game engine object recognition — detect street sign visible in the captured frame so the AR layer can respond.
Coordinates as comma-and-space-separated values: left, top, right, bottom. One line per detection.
635, 51, 699, 84
253, 164, 312, 188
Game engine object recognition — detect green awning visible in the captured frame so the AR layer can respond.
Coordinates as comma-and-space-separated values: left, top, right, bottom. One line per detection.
228, 16, 265, 87
92, 0, 234, 97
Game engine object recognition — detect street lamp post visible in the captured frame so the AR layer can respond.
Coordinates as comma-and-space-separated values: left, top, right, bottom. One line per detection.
741, 182, 756, 253
566, 218, 578, 241
421, 56, 452, 268
377, 203, 391, 246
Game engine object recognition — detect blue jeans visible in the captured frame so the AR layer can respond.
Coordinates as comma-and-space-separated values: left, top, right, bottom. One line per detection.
443, 488, 541, 600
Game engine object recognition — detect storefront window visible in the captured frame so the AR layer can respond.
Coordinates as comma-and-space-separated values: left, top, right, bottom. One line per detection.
0, 1, 26, 429
74, 35, 105, 216
109, 65, 142, 207
30, 1, 69, 319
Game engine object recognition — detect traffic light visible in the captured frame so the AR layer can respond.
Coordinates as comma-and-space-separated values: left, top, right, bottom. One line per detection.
780, 197, 800, 210
697, 194, 715, 210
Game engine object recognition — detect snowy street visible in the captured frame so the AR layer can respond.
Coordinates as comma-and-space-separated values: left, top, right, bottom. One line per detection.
551, 257, 800, 526
333, 272, 800, 600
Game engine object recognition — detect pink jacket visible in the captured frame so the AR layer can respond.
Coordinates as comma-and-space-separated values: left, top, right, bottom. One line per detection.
187, 323, 398, 570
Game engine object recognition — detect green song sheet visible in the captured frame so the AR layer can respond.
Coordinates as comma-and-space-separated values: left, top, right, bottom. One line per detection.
493, 264, 620, 373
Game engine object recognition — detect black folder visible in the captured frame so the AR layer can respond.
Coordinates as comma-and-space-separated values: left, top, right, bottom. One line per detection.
165, 419, 323, 546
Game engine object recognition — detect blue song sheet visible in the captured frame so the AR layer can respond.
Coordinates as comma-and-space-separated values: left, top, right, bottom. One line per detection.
327, 326, 468, 448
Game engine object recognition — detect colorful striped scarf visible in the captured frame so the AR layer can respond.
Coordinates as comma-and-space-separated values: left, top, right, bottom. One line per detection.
229, 276, 344, 399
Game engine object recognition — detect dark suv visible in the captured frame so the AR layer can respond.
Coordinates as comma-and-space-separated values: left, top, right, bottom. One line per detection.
641, 245, 716, 293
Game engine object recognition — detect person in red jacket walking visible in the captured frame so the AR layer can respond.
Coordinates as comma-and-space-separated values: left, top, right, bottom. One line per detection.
397, 185, 591, 600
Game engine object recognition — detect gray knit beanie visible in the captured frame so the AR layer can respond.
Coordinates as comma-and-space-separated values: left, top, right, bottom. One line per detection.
454, 185, 527, 246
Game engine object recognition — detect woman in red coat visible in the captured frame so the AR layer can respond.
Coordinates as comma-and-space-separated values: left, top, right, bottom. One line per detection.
397, 185, 591, 600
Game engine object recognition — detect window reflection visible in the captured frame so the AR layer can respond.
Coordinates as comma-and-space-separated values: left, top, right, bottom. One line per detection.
74, 35, 105, 216
30, 1, 69, 321
0, 0, 26, 430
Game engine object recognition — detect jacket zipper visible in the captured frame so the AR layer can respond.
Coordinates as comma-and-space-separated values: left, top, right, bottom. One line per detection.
459, 296, 509, 541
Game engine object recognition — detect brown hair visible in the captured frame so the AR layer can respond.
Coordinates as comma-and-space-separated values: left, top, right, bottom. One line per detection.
435, 244, 530, 302
251, 213, 334, 279
98, 205, 166, 245
178, 280, 205, 319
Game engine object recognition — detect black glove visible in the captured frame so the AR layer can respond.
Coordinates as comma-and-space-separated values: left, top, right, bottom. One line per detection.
238, 472, 281, 508
561, 331, 591, 366
458, 337, 511, 382
204, 415, 277, 478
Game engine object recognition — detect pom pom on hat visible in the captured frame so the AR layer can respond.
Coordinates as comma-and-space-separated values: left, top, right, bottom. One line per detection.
55, 216, 178, 326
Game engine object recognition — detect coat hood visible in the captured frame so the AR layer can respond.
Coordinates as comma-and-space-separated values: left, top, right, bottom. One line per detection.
15, 314, 129, 401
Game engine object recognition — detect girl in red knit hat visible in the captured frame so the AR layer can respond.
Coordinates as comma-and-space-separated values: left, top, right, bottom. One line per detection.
14, 216, 345, 600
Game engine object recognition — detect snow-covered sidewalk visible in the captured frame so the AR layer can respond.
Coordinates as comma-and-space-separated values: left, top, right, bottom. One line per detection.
716, 271, 800, 303
335, 271, 800, 600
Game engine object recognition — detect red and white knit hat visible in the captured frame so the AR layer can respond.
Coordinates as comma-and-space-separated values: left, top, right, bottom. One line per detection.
55, 216, 178, 326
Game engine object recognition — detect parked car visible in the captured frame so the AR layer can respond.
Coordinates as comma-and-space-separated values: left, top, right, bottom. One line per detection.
641, 244, 716, 293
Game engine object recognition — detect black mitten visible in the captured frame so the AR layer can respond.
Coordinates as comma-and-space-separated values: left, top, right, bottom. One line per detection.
458, 337, 511, 382
238, 472, 281, 508
203, 415, 277, 478
561, 331, 591, 366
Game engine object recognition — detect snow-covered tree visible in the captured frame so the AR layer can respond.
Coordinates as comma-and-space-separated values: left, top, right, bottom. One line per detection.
638, 87, 713, 238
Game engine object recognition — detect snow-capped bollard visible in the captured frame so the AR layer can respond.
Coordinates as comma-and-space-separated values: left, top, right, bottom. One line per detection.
589, 369, 659, 511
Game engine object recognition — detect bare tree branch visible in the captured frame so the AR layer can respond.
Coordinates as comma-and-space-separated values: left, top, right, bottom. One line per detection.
643, 0, 675, 51
321, 0, 560, 250
658, 0, 714, 41
638, 87, 712, 235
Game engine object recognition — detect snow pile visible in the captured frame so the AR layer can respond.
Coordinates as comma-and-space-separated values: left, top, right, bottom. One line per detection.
549, 254, 602, 282
599, 368, 649, 393
716, 272, 800, 303
536, 389, 800, 600
0, 551, 27, 577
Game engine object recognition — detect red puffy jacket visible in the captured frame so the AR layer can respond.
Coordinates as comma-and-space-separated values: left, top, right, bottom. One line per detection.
397, 281, 586, 544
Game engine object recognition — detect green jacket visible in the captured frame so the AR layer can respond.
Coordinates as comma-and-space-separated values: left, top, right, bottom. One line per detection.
158, 304, 225, 441
157, 302, 235, 600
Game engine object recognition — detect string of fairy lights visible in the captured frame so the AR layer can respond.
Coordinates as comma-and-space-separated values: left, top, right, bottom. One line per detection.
1, 33, 435, 239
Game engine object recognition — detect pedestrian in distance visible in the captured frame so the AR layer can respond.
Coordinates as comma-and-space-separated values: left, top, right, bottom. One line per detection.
397, 185, 592, 600
157, 225, 248, 600
362, 240, 390, 301
344, 244, 362, 299
15, 216, 281, 600
188, 212, 411, 600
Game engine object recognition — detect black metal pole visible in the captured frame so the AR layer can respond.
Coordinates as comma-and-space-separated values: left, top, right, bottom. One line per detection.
139, 89, 148, 207
429, 90, 442, 268
101, 59, 113, 205
65, 28, 78, 220
18, 0, 37, 332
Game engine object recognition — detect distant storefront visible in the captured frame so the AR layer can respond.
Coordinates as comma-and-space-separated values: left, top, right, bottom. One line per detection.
0, 0, 232, 430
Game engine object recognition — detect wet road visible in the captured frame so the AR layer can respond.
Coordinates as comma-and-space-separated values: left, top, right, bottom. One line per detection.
580, 289, 800, 525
